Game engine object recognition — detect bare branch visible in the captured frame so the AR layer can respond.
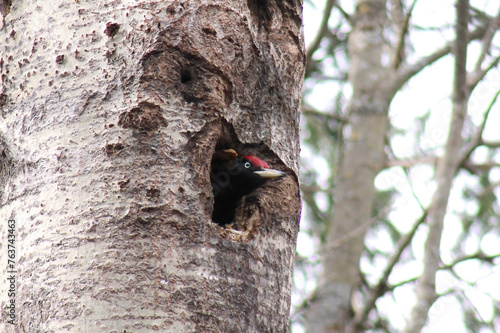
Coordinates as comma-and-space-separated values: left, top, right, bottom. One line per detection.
481, 140, 500, 148
305, 200, 397, 259
391, 24, 488, 95
343, 16, 498, 328
306, 0, 337, 74
387, 276, 419, 291
391, 44, 451, 94
302, 188, 327, 222
302, 105, 348, 122
380, 253, 500, 313
460, 89, 500, 165
467, 55, 500, 90
441, 252, 500, 270
334, 2, 351, 22
386, 156, 436, 168
386, 137, 427, 211
471, 5, 500, 78
391, 0, 417, 69
405, 1, 470, 332
463, 161, 500, 173
351, 212, 427, 329
320, 218, 373, 253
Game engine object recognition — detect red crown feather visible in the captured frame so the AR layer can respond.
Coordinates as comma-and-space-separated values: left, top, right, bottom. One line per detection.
243, 155, 269, 169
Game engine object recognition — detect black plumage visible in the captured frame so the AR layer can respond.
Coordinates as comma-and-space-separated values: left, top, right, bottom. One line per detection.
210, 149, 285, 226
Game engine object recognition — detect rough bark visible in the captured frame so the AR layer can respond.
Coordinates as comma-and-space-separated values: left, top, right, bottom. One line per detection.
0, 1, 304, 332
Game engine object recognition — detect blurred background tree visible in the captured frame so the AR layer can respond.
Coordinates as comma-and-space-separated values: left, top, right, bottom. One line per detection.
293, 0, 500, 332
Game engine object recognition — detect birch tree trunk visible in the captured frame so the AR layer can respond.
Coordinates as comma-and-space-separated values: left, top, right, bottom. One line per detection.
0, 1, 304, 332
306, 1, 390, 331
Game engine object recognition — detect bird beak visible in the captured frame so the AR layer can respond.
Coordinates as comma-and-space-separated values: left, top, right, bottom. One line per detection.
253, 169, 287, 179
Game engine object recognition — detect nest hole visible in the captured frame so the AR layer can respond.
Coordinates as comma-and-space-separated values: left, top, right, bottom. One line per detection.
209, 121, 284, 233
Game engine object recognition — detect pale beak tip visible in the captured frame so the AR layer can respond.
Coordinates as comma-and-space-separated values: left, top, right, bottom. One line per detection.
254, 169, 287, 179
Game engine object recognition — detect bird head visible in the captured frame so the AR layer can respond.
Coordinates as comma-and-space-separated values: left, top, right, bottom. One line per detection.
211, 149, 286, 194
210, 149, 286, 225
227, 155, 286, 185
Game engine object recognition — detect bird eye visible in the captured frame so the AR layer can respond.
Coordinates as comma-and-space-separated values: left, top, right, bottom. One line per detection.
244, 162, 251, 168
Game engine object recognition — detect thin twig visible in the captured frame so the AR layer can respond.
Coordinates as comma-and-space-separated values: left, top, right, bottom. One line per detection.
306, 0, 336, 72
386, 156, 436, 168
468, 55, 500, 91
334, 3, 350, 22
459, 89, 500, 165
440, 252, 500, 270
302, 106, 348, 123
391, 0, 417, 69
351, 212, 427, 329
302, 190, 327, 223
381, 252, 500, 303
391, 24, 488, 95
471, 6, 500, 78
405, 1, 470, 331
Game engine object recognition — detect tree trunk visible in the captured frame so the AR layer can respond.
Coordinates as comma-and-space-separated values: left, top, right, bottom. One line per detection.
0, 1, 304, 332
305, 1, 390, 331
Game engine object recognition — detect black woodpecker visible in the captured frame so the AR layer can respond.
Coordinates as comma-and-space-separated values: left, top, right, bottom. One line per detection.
210, 149, 286, 226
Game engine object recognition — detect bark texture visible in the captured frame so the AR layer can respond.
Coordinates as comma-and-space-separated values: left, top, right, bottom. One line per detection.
0, 1, 304, 332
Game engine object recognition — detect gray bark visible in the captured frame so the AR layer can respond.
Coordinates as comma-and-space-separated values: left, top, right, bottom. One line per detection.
305, 1, 389, 331
405, 0, 470, 331
0, 0, 304, 332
